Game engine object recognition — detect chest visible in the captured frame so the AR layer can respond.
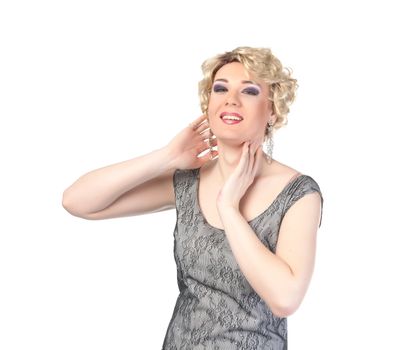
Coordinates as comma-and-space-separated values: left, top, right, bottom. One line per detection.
197, 176, 286, 231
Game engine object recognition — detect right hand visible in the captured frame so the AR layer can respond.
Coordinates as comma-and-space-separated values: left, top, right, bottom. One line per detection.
165, 114, 218, 170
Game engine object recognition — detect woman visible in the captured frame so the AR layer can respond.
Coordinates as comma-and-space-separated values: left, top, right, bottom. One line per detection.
63, 46, 324, 349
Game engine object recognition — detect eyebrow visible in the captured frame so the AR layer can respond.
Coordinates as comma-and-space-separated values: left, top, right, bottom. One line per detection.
214, 78, 262, 89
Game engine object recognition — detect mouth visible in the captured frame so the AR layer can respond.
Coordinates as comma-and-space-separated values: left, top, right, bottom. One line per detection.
220, 112, 244, 124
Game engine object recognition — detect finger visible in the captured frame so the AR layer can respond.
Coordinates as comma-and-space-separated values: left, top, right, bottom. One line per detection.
237, 142, 247, 170
196, 121, 209, 134
239, 141, 250, 174
209, 147, 218, 161
200, 148, 217, 164
211, 149, 219, 159
202, 150, 213, 162
207, 133, 217, 144
250, 142, 261, 169
197, 139, 212, 154
253, 145, 262, 173
199, 128, 212, 141
203, 136, 217, 152
202, 135, 213, 150
247, 142, 254, 171
254, 142, 263, 167
248, 142, 255, 173
206, 137, 212, 148
190, 114, 208, 130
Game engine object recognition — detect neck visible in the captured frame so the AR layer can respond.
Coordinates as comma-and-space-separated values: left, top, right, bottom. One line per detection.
212, 141, 268, 184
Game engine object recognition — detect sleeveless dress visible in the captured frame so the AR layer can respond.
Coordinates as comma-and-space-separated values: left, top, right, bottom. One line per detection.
162, 167, 324, 350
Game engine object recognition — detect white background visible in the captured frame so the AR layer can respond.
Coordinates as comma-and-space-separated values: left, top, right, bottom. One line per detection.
1, 0, 397, 349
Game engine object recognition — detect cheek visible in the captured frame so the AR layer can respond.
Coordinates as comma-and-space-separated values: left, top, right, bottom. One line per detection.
252, 105, 269, 130
208, 93, 221, 105
207, 94, 220, 115
258, 99, 273, 116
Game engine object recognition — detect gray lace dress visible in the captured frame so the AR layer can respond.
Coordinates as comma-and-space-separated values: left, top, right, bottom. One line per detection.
162, 167, 323, 350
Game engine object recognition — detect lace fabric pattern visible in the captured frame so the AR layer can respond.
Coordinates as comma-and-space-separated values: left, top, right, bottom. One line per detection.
162, 168, 324, 350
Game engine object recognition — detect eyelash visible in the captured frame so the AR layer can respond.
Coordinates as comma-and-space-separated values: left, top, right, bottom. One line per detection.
212, 85, 259, 96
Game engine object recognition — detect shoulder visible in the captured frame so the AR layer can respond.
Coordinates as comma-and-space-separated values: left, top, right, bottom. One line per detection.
271, 159, 322, 196
272, 159, 324, 226
286, 174, 323, 197
283, 173, 324, 228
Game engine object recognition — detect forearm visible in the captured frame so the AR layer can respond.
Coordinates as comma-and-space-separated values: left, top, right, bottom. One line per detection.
218, 206, 297, 317
62, 146, 176, 215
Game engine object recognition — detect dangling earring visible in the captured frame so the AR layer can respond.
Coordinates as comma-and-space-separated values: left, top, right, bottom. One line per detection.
208, 122, 214, 140
207, 118, 215, 160
265, 121, 274, 164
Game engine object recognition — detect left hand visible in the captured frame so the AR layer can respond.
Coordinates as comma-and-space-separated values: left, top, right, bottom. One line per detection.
216, 140, 263, 211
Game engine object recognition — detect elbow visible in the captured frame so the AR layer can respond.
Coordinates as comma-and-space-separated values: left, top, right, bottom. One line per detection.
266, 278, 306, 318
270, 301, 298, 318
62, 191, 91, 219
268, 291, 302, 318
62, 193, 73, 213
62, 191, 78, 215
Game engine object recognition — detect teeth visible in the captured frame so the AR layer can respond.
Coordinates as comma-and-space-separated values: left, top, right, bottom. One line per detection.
222, 115, 242, 121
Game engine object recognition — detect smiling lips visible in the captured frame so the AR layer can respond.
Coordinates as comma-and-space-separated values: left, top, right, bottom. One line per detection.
220, 112, 243, 124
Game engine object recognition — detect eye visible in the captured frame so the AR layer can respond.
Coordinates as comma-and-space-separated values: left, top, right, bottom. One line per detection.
212, 84, 260, 96
244, 88, 260, 96
213, 84, 227, 93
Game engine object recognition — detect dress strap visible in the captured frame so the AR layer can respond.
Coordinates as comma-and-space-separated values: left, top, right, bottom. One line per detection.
283, 174, 324, 228
286, 172, 303, 186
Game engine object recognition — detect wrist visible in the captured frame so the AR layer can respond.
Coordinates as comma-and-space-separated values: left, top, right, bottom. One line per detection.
217, 203, 240, 216
158, 146, 178, 171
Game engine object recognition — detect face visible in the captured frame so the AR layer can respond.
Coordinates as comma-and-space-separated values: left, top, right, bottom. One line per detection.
207, 61, 274, 144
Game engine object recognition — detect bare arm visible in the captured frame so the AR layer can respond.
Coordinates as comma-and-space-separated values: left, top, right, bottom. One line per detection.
62, 114, 217, 220
218, 193, 322, 318
62, 147, 176, 219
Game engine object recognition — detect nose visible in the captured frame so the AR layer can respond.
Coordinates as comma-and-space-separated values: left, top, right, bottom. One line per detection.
225, 90, 240, 106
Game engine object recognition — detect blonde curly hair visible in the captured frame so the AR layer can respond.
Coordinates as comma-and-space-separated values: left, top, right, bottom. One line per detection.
198, 46, 298, 132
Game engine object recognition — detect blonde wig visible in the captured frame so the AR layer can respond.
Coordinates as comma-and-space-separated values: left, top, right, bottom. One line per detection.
198, 46, 298, 132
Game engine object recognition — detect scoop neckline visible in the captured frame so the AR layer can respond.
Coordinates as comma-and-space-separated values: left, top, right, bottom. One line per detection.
193, 167, 305, 232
